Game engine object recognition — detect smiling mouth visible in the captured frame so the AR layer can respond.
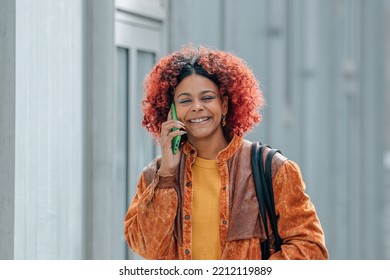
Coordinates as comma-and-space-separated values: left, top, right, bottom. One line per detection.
188, 117, 211, 124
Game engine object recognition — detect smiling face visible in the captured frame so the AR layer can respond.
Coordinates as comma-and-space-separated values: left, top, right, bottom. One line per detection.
173, 74, 228, 146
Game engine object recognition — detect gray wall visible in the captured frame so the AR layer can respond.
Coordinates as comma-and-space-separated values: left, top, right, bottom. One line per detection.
12, 0, 118, 260
385, 0, 390, 259
9, 0, 117, 260
84, 0, 118, 260
0, 0, 15, 260
14, 0, 85, 259
169, 0, 386, 259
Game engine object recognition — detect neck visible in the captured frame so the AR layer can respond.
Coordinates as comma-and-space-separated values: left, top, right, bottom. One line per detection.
188, 132, 229, 160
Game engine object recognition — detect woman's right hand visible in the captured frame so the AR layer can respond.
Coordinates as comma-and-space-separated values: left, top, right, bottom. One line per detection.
158, 109, 186, 176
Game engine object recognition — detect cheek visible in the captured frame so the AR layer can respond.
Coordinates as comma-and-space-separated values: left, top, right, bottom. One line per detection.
212, 104, 224, 117
176, 107, 187, 121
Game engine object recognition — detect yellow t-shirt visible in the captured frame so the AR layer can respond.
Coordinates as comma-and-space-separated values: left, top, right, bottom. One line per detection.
192, 156, 221, 260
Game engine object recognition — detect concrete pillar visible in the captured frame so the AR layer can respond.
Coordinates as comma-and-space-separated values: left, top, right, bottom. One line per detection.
0, 0, 16, 260
84, 0, 117, 259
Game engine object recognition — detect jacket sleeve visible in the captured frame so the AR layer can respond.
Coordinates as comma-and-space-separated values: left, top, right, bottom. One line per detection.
124, 171, 178, 259
269, 160, 329, 260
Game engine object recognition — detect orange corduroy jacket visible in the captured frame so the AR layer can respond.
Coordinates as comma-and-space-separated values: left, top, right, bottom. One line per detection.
124, 135, 329, 260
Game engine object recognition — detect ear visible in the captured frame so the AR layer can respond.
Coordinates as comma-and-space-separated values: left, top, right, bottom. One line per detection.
222, 95, 229, 115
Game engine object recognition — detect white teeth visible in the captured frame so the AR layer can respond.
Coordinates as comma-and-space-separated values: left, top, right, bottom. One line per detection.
190, 117, 209, 123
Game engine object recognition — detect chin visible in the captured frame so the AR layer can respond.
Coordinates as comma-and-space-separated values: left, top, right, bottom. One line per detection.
187, 129, 221, 142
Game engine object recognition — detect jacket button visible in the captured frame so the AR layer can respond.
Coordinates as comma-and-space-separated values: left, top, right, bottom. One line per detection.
223, 186, 227, 190
222, 220, 227, 225
186, 181, 191, 187
185, 249, 190, 255
185, 215, 190, 220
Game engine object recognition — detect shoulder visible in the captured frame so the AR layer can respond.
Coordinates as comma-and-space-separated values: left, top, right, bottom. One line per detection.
245, 140, 288, 178
143, 155, 162, 172
142, 156, 162, 183
273, 159, 304, 182
264, 146, 288, 178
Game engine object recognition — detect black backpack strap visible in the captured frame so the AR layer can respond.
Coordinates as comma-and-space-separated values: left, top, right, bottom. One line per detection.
265, 148, 283, 252
251, 141, 283, 259
251, 142, 269, 259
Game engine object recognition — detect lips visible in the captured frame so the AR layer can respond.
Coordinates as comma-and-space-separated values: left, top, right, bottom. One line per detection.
188, 117, 211, 123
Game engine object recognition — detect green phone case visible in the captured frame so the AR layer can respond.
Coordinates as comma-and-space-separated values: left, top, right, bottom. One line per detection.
170, 103, 181, 154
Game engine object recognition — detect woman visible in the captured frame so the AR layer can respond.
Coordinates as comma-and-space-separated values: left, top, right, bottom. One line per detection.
124, 45, 328, 260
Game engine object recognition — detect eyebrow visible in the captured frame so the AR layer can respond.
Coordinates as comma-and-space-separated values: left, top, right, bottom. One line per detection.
176, 90, 218, 98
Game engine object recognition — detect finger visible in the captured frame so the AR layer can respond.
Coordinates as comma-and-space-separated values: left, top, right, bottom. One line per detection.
162, 120, 186, 131
164, 129, 187, 142
171, 129, 187, 137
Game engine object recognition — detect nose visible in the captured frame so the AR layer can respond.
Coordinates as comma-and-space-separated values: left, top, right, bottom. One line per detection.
191, 99, 204, 112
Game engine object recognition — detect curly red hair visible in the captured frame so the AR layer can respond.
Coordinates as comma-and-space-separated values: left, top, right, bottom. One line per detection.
142, 45, 265, 141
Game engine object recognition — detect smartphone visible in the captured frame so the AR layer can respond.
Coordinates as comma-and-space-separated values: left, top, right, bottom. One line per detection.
170, 103, 181, 154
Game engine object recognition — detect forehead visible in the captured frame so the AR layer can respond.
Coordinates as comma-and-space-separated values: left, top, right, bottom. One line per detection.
174, 74, 219, 95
